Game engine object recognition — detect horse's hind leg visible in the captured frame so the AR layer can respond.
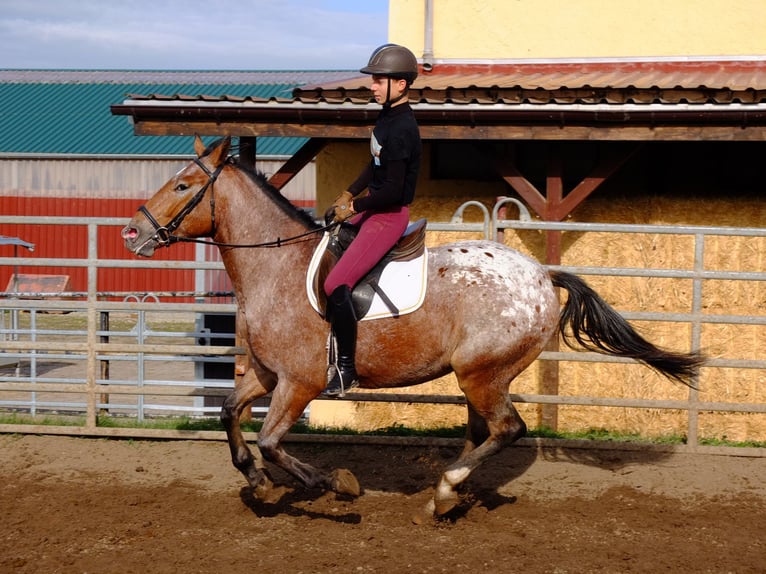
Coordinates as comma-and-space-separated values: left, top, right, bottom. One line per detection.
221, 366, 276, 496
428, 382, 526, 518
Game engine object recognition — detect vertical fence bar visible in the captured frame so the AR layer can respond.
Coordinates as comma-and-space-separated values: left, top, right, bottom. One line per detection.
85, 222, 99, 428
687, 233, 706, 450
99, 311, 110, 414
29, 309, 37, 416
137, 309, 146, 422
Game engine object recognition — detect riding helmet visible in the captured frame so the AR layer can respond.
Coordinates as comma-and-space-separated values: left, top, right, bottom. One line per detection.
360, 44, 419, 85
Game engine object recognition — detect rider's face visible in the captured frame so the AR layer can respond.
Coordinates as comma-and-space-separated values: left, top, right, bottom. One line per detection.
370, 75, 407, 105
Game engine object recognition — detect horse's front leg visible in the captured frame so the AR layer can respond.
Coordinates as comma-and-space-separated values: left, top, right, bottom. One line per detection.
257, 381, 360, 497
220, 366, 276, 497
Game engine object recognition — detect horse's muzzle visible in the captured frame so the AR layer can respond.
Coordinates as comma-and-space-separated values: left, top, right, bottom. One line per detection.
122, 224, 156, 257
121, 225, 138, 242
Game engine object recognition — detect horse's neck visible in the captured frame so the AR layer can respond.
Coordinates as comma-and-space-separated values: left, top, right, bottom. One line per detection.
214, 171, 316, 303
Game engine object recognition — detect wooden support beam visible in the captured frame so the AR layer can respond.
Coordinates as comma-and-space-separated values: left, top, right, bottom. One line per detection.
541, 147, 563, 430
488, 142, 643, 432
486, 145, 547, 217
267, 138, 328, 190
489, 142, 641, 223
131, 120, 766, 142
557, 143, 642, 216
544, 147, 564, 223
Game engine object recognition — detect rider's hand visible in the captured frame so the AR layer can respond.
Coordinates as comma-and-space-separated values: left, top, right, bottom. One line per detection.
332, 191, 355, 223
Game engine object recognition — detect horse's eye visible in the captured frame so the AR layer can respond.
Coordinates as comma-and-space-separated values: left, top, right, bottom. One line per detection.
175, 183, 189, 192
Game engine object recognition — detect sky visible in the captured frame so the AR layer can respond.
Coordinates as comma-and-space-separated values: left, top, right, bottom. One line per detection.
0, 0, 389, 70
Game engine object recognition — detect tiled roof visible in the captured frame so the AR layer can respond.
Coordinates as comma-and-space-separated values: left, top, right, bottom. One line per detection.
294, 60, 766, 105
0, 70, 356, 156
111, 61, 766, 144
111, 60, 766, 106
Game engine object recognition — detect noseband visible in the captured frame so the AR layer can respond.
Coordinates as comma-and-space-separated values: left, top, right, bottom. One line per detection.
138, 158, 225, 246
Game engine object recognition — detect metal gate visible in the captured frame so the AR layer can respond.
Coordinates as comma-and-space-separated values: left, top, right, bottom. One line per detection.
0, 208, 764, 456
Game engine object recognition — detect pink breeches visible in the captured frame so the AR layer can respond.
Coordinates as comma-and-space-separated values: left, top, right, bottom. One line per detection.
323, 205, 410, 295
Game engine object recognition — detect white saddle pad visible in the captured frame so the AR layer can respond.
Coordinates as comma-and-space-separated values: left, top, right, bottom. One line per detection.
306, 232, 428, 321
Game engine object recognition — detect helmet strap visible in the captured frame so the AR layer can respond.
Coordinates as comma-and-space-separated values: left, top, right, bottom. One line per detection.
383, 77, 408, 108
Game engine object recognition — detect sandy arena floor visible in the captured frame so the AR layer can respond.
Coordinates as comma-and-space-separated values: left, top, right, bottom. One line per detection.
1, 434, 765, 573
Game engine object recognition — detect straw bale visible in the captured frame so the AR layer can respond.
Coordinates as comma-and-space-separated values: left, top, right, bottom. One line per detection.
555, 405, 689, 438
331, 192, 765, 442
699, 413, 766, 443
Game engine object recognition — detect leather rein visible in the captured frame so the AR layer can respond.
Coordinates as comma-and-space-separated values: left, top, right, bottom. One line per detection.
138, 157, 334, 249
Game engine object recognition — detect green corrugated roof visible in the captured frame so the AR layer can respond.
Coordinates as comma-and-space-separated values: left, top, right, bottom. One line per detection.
0, 71, 355, 157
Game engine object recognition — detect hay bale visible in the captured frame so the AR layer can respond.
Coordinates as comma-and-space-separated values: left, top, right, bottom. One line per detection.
327, 193, 765, 443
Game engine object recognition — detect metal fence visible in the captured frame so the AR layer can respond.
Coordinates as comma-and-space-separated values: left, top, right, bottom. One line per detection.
0, 208, 764, 455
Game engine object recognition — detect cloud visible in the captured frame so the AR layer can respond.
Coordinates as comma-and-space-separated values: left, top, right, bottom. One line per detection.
0, 0, 388, 70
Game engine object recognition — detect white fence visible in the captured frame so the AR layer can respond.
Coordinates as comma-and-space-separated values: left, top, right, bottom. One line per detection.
0, 208, 764, 456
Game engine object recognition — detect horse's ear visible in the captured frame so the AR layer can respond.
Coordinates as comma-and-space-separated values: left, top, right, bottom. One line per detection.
193, 134, 206, 157
207, 136, 231, 168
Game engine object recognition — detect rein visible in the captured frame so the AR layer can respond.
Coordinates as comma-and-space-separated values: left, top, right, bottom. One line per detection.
139, 156, 335, 249
174, 223, 336, 249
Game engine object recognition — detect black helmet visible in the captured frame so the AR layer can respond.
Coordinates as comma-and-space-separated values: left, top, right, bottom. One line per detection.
360, 44, 419, 85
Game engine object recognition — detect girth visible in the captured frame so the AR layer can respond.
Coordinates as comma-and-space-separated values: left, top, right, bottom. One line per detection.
313, 218, 427, 319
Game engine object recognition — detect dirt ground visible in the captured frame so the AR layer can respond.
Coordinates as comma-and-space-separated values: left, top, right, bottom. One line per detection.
1, 435, 765, 574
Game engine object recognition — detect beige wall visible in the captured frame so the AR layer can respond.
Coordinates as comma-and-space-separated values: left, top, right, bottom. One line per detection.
316, 142, 508, 216
390, 0, 766, 60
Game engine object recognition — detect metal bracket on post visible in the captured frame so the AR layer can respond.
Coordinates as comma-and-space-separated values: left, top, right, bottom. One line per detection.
492, 197, 531, 243
450, 201, 491, 239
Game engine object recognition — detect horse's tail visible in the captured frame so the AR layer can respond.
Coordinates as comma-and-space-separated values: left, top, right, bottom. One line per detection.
550, 270, 704, 388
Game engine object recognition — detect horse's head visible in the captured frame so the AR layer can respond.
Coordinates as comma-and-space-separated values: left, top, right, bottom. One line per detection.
122, 135, 231, 257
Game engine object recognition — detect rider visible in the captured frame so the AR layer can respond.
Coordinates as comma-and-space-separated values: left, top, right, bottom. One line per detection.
321, 43, 422, 398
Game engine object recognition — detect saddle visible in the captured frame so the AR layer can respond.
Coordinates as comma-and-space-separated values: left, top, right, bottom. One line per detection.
312, 218, 427, 319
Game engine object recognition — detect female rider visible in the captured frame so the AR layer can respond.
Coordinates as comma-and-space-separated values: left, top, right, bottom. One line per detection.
321, 44, 422, 397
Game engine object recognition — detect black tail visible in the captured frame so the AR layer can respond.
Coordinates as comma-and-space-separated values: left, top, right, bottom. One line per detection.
550, 270, 704, 388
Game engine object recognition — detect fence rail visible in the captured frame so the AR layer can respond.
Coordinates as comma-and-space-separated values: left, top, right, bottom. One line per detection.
1, 208, 764, 456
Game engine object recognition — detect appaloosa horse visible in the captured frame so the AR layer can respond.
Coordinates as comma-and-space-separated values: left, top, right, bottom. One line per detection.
122, 136, 703, 519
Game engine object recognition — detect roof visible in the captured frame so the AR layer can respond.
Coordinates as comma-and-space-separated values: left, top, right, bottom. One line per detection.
303, 60, 766, 103
111, 60, 766, 142
0, 70, 356, 156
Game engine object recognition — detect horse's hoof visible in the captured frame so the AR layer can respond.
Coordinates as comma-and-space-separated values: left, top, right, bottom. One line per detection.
434, 491, 459, 517
246, 468, 274, 499
253, 475, 275, 500
413, 498, 436, 525
330, 468, 360, 497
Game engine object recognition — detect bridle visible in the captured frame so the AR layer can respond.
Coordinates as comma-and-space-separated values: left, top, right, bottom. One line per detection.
137, 155, 335, 250
138, 157, 224, 247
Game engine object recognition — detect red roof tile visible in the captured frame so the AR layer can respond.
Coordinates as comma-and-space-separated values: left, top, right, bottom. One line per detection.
296, 60, 766, 105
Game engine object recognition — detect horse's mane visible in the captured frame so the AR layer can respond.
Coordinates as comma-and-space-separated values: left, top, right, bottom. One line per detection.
231, 155, 321, 231
199, 138, 320, 230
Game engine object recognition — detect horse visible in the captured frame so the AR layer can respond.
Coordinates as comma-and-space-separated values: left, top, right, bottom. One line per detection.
122, 135, 704, 520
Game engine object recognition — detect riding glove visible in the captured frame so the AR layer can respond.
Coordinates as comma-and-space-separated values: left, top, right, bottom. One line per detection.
332, 190, 356, 222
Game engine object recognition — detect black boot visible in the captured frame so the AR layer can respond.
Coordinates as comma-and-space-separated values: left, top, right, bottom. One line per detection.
321, 285, 359, 398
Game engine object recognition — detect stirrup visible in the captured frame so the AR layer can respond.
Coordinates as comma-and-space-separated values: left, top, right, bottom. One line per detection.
321, 365, 359, 398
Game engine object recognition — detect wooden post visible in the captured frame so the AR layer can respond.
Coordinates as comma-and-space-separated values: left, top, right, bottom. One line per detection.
239, 137, 256, 169
489, 143, 640, 431
539, 148, 563, 430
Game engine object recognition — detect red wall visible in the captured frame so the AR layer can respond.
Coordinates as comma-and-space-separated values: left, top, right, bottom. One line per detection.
1, 197, 196, 297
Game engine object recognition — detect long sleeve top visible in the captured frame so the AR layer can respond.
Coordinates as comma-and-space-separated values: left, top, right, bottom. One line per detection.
347, 102, 421, 212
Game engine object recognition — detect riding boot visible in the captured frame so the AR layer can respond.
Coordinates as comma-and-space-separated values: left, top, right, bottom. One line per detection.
321, 285, 359, 398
